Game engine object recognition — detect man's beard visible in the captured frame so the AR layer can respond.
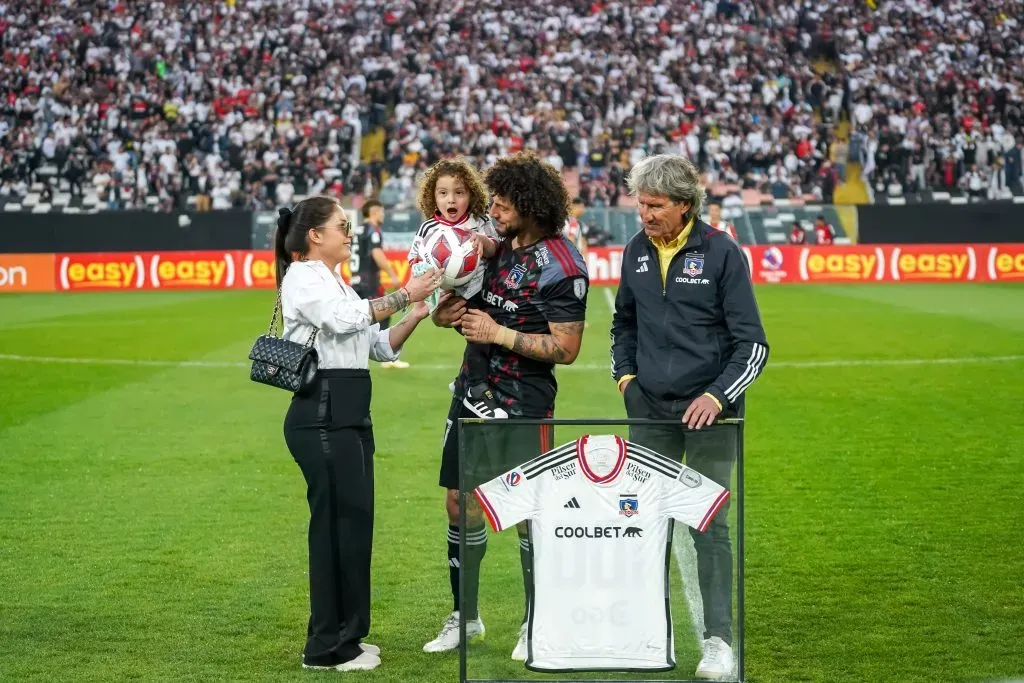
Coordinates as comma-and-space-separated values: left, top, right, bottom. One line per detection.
496, 221, 521, 239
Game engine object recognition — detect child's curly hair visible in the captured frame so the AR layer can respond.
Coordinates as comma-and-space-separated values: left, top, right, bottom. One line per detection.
484, 152, 569, 236
416, 157, 490, 220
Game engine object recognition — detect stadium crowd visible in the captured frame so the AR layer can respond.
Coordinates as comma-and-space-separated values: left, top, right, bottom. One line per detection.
1, 0, 1022, 212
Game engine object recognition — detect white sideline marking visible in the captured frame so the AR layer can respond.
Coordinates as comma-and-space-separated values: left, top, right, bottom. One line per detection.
603, 286, 616, 312
0, 353, 1021, 371
0, 354, 244, 368
672, 524, 707, 648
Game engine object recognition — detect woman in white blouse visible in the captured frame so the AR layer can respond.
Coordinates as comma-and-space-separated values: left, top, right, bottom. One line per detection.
274, 196, 441, 673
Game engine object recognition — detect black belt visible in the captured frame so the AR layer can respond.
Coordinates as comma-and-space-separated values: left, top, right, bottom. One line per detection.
318, 368, 370, 379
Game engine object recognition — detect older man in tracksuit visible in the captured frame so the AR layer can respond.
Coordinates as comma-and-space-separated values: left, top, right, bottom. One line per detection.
611, 154, 768, 681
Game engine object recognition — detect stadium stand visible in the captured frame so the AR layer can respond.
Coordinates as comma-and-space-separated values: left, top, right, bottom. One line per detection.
1, 0, 1022, 216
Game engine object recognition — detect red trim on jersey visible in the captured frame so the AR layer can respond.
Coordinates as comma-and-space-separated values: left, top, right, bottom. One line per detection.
698, 489, 730, 533
546, 237, 579, 277
576, 435, 627, 484
433, 210, 471, 228
473, 488, 503, 532
539, 425, 551, 452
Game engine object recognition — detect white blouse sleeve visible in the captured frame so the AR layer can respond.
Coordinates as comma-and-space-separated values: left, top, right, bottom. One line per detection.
368, 326, 400, 362
286, 264, 374, 335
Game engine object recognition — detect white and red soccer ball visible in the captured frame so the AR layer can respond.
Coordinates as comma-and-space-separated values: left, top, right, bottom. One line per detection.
423, 226, 480, 289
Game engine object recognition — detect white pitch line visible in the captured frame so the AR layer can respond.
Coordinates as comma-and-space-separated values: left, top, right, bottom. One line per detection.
603, 286, 616, 312
0, 354, 245, 368
0, 353, 1021, 371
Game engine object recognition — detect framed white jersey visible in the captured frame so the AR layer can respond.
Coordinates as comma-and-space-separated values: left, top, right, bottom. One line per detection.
473, 434, 730, 672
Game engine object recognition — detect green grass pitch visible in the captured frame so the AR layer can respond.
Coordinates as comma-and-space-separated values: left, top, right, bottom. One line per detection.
0, 284, 1022, 683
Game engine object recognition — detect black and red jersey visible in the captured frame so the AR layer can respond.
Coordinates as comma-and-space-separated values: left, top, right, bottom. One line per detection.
458, 235, 589, 416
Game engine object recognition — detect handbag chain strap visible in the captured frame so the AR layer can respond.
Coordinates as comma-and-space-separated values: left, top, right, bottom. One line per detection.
268, 289, 318, 347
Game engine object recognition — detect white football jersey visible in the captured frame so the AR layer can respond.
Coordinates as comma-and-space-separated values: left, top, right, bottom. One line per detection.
474, 435, 730, 672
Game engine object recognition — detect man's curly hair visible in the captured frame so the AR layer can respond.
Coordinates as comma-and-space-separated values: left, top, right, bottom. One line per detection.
484, 152, 569, 237
416, 157, 489, 220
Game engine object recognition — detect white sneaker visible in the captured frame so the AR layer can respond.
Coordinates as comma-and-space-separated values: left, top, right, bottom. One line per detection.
422, 610, 485, 653
695, 636, 735, 680
359, 643, 380, 656
510, 623, 528, 661
302, 650, 381, 672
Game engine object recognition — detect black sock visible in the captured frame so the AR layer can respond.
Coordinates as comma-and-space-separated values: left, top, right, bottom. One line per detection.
449, 524, 488, 620
519, 529, 533, 624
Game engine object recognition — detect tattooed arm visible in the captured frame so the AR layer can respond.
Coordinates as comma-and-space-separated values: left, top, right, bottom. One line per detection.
509, 321, 585, 364
367, 288, 411, 323
461, 310, 585, 365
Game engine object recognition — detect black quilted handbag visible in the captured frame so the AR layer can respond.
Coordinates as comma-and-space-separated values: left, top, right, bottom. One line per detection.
248, 292, 319, 395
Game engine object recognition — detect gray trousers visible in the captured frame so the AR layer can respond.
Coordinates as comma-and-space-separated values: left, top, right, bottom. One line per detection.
623, 380, 738, 646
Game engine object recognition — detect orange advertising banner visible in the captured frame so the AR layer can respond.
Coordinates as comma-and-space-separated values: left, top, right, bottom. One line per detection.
148, 251, 237, 289
739, 244, 1024, 284
984, 244, 1024, 281
0, 253, 56, 292
57, 252, 149, 290
0, 244, 1018, 294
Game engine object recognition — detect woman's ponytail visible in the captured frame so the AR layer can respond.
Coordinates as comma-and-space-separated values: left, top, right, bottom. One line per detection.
273, 206, 294, 287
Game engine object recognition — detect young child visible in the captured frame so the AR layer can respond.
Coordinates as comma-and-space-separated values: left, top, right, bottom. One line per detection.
408, 158, 508, 419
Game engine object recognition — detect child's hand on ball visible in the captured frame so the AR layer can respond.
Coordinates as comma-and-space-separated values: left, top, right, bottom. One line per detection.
470, 232, 497, 259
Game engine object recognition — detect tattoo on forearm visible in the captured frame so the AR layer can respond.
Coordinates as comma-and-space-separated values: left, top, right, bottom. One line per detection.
370, 289, 410, 320
510, 322, 585, 363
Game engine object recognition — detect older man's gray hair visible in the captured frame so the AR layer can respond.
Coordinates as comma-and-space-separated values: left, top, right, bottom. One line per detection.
627, 154, 707, 221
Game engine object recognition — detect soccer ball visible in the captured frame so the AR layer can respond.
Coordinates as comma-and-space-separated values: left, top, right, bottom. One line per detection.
423, 226, 480, 289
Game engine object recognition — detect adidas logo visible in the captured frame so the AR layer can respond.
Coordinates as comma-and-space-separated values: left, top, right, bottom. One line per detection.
635, 262, 649, 273
563, 497, 581, 509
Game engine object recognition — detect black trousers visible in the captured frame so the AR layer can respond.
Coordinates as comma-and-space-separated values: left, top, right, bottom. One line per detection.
283, 370, 375, 664
623, 380, 740, 646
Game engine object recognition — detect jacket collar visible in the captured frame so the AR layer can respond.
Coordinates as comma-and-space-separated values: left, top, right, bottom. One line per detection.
641, 219, 707, 252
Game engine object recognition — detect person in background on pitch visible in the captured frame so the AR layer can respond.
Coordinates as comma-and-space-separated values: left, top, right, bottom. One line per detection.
274, 196, 443, 673
610, 154, 769, 680
351, 199, 408, 368
706, 202, 738, 241
407, 157, 504, 418
425, 152, 589, 660
813, 215, 836, 245
565, 196, 589, 265
564, 197, 591, 329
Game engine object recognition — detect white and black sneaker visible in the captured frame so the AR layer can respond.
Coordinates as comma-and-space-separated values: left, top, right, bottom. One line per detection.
463, 383, 509, 419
